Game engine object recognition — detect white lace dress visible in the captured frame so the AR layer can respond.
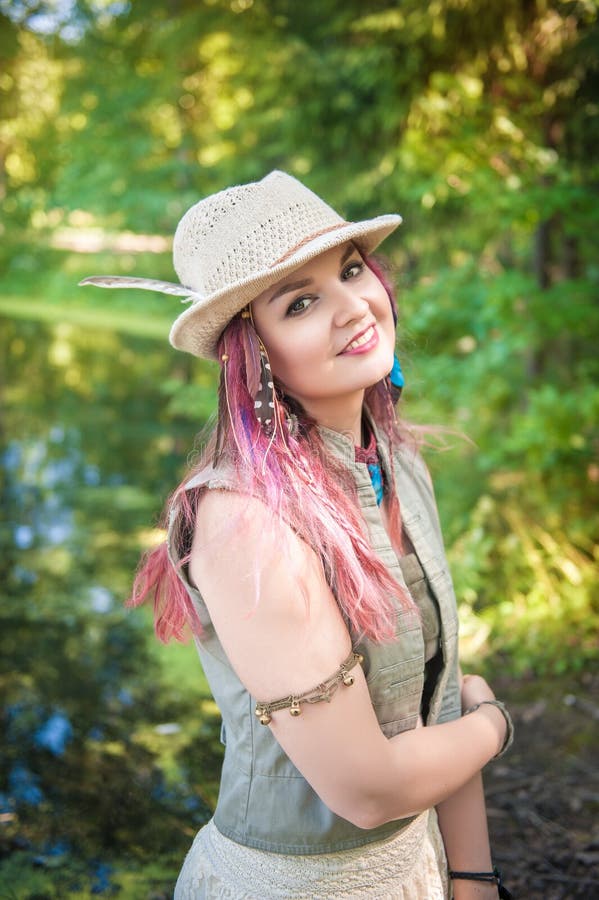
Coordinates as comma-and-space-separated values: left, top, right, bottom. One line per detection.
174, 808, 449, 899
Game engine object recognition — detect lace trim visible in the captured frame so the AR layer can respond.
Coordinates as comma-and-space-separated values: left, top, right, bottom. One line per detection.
174, 811, 449, 899
254, 650, 364, 725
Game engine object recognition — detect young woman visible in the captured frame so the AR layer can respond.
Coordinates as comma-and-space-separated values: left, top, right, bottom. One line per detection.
82, 171, 513, 899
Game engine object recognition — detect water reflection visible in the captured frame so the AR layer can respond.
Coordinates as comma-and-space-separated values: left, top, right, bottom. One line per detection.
2, 314, 211, 593
1, 315, 223, 889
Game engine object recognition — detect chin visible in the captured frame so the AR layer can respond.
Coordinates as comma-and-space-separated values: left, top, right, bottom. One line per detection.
356, 371, 390, 393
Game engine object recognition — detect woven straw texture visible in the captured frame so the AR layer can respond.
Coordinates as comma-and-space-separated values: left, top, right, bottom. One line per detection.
169, 170, 401, 359
79, 171, 401, 360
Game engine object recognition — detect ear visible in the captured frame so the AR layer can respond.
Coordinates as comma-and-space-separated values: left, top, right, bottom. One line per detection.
79, 276, 202, 302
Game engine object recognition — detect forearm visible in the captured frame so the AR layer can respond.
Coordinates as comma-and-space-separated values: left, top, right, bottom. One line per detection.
316, 698, 505, 828
373, 704, 504, 821
437, 773, 497, 899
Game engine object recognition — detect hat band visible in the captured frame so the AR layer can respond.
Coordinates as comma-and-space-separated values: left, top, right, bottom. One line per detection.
269, 222, 350, 267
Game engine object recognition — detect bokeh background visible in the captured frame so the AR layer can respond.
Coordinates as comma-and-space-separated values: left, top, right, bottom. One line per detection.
1, 1, 598, 896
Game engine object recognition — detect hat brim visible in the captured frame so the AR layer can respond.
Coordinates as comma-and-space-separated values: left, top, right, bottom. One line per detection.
169, 213, 401, 360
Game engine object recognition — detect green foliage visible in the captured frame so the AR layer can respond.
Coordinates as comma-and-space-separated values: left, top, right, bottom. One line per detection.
0, 853, 180, 899
447, 489, 598, 676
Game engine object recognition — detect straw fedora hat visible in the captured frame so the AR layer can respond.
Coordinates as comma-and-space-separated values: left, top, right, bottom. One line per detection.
80, 170, 402, 360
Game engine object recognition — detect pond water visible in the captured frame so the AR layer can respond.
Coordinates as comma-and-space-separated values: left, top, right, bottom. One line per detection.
1, 314, 224, 893
2, 315, 199, 603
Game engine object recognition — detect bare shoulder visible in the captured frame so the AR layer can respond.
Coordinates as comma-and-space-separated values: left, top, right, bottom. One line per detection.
189, 488, 351, 699
188, 487, 435, 828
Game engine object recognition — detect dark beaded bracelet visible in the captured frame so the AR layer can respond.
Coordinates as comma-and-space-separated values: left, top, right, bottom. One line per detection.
463, 699, 514, 759
449, 866, 513, 899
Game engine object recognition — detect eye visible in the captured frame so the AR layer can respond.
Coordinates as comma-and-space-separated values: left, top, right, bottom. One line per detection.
342, 260, 364, 280
286, 295, 314, 316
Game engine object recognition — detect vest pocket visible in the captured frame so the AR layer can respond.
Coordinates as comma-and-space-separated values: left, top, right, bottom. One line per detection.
364, 646, 424, 736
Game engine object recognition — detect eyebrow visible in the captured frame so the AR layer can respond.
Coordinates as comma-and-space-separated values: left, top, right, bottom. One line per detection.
268, 243, 359, 304
340, 244, 356, 266
268, 277, 311, 304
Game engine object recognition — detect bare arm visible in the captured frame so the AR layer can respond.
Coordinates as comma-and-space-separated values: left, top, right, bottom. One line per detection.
437, 775, 497, 900
436, 674, 502, 899
190, 490, 507, 830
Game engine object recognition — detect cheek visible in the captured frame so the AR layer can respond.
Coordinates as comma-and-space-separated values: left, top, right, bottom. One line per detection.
264, 319, 326, 369
383, 314, 396, 347
266, 329, 334, 397
268, 341, 316, 389
378, 299, 396, 343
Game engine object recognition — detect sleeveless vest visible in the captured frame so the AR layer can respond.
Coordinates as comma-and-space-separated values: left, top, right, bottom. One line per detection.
167, 422, 461, 854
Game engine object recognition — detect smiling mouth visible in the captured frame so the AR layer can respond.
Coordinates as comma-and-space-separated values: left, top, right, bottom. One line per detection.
340, 324, 377, 354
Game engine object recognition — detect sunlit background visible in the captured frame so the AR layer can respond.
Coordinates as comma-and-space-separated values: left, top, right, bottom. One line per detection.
1, 1, 598, 896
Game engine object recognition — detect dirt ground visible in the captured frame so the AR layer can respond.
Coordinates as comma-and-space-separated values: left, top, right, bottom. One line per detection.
483, 669, 599, 899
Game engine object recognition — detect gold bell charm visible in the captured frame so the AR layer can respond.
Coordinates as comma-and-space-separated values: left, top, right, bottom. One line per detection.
255, 706, 271, 725
342, 672, 355, 686
289, 699, 301, 717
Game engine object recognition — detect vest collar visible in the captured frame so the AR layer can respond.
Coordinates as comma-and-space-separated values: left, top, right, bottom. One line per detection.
317, 406, 384, 460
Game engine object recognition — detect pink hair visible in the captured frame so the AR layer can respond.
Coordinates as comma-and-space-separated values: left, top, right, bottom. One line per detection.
129, 255, 416, 643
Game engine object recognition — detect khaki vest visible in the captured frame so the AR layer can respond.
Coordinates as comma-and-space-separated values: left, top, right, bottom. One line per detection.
167, 424, 461, 854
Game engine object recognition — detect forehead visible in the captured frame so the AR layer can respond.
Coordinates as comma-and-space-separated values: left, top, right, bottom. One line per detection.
252, 242, 358, 307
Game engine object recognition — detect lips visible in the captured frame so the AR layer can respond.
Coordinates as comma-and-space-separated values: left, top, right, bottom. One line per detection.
339, 323, 377, 354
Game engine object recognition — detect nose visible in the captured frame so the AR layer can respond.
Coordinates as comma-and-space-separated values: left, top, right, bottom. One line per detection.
331, 282, 370, 328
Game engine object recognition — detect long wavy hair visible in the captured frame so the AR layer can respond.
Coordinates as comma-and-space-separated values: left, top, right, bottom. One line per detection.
129, 256, 417, 643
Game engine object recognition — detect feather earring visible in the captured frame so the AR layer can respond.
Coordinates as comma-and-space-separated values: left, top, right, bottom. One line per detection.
240, 307, 276, 434
240, 312, 261, 398
240, 307, 298, 443
254, 337, 276, 434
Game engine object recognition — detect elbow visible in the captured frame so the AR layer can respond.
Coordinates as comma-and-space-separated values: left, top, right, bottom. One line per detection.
313, 745, 422, 829
327, 790, 413, 831
333, 802, 376, 831
348, 806, 388, 831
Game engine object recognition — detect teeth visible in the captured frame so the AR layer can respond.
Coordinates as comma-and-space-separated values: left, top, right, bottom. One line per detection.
346, 326, 374, 351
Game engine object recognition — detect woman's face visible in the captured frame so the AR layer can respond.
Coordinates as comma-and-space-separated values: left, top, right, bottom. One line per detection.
251, 243, 396, 425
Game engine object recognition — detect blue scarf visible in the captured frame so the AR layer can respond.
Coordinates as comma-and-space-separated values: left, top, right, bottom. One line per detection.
355, 429, 384, 505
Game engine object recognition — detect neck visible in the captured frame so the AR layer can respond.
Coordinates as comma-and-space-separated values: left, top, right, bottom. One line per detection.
301, 392, 365, 445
